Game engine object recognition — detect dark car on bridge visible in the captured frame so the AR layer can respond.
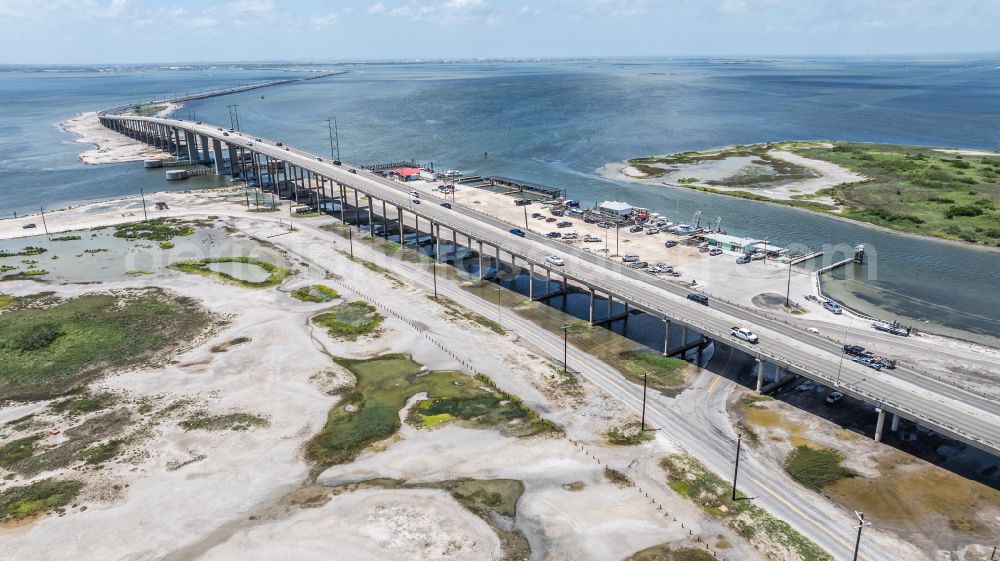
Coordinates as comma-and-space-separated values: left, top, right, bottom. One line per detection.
687, 293, 709, 305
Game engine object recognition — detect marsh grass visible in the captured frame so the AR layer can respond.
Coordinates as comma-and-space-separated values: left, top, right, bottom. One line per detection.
168, 257, 289, 288
305, 354, 557, 468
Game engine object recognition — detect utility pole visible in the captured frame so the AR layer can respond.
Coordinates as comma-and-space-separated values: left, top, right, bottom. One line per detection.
226, 104, 236, 130
641, 373, 648, 431
990, 545, 996, 560
835, 316, 856, 387
615, 223, 620, 256
852, 512, 871, 561
139, 187, 148, 221
523, 204, 529, 229
39, 206, 50, 238
497, 283, 502, 327
731, 434, 742, 501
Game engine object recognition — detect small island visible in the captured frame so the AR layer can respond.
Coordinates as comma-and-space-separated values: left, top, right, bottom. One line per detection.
621, 142, 1000, 246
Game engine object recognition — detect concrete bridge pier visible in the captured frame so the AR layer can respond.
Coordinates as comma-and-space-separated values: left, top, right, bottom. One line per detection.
381, 200, 389, 238
186, 132, 197, 161
588, 288, 595, 323
756, 357, 766, 392
199, 135, 210, 162
478, 241, 485, 280
891, 413, 900, 432
528, 264, 535, 299
663, 318, 671, 355
227, 144, 240, 177
874, 408, 887, 442
172, 127, 182, 155
367, 198, 374, 233
212, 139, 225, 174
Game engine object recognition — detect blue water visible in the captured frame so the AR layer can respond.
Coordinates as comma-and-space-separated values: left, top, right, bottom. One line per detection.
1, 59, 998, 343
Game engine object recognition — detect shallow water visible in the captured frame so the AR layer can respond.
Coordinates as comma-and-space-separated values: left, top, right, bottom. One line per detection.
204, 260, 271, 284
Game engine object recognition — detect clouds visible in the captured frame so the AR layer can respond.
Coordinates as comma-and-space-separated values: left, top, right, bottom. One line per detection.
0, 0, 998, 63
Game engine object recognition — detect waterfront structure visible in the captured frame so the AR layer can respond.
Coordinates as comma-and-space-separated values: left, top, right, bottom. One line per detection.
597, 200, 633, 217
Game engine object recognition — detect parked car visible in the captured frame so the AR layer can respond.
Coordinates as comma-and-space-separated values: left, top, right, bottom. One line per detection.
562, 232, 578, 240
546, 231, 561, 238
629, 226, 644, 233
621, 255, 640, 263
730, 326, 759, 343
645, 227, 660, 235
751, 252, 766, 260
545, 255, 565, 266
628, 261, 649, 269
223, 132, 229, 136
736, 254, 752, 264
687, 293, 709, 305
709, 248, 723, 256
514, 198, 532, 206
699, 246, 710, 253
826, 391, 844, 404
583, 234, 601, 242
439, 202, 452, 209
596, 221, 612, 229
531, 212, 545, 219
546, 217, 557, 223
664, 240, 678, 248
556, 221, 572, 228
509, 228, 526, 237
22, 223, 36, 229
276, 142, 283, 146
651, 263, 673, 273
823, 301, 843, 315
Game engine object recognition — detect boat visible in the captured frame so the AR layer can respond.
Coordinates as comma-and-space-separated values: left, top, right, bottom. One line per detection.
872, 319, 911, 337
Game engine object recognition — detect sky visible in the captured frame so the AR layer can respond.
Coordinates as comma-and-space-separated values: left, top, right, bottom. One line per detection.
1, 0, 999, 64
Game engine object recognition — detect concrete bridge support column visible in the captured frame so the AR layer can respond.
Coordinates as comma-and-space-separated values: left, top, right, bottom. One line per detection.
588, 288, 595, 324
169, 127, 179, 153
756, 357, 766, 393
891, 413, 900, 432
434, 223, 441, 262
151, 124, 161, 149
212, 139, 225, 175
381, 200, 388, 238
682, 326, 689, 346
251, 152, 262, 188
172, 128, 182, 155
227, 144, 240, 177
607, 294, 612, 319
545, 268, 551, 297
696, 337, 706, 365
186, 132, 197, 161
663, 318, 671, 355
528, 264, 535, 299
341, 186, 349, 224
353, 190, 360, 225
874, 408, 887, 443
199, 135, 210, 161
478, 241, 485, 280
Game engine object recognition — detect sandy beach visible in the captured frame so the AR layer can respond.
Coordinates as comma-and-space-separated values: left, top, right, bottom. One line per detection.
60, 102, 181, 165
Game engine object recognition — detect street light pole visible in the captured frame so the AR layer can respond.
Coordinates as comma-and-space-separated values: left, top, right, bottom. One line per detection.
852, 512, 871, 561
497, 283, 502, 327
39, 207, 50, 238
835, 316, 856, 387
785, 259, 793, 307
615, 223, 620, 256
139, 187, 148, 221
432, 262, 438, 299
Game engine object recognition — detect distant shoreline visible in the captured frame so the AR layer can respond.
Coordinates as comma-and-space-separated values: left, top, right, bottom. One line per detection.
609, 141, 1000, 251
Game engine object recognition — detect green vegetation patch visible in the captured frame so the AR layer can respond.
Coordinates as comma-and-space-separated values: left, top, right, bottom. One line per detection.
179, 411, 269, 431
0, 434, 44, 469
80, 440, 123, 465
0, 479, 83, 521
661, 454, 833, 561
306, 354, 556, 467
168, 257, 289, 288
51, 391, 117, 416
784, 445, 858, 489
0, 289, 211, 401
131, 104, 167, 117
604, 421, 654, 446
0, 246, 46, 258
604, 467, 634, 487
613, 351, 687, 391
50, 235, 81, 242
797, 143, 1000, 245
624, 545, 716, 561
312, 301, 383, 340
114, 218, 194, 241
291, 284, 340, 303
0, 294, 13, 308
4, 410, 132, 477
158, 241, 174, 249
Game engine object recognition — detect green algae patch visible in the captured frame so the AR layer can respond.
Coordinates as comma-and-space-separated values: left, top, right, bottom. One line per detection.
113, 218, 194, 241
604, 421, 654, 446
305, 354, 557, 468
312, 301, 383, 340
624, 545, 715, 561
614, 351, 687, 391
0, 289, 211, 402
784, 445, 858, 489
168, 257, 289, 288
661, 454, 833, 561
0, 479, 83, 522
291, 284, 340, 303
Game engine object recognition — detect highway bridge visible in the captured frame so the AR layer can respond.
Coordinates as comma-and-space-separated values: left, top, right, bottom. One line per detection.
98, 113, 1000, 459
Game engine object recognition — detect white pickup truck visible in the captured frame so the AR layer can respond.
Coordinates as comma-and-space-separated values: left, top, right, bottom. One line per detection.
730, 326, 759, 344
